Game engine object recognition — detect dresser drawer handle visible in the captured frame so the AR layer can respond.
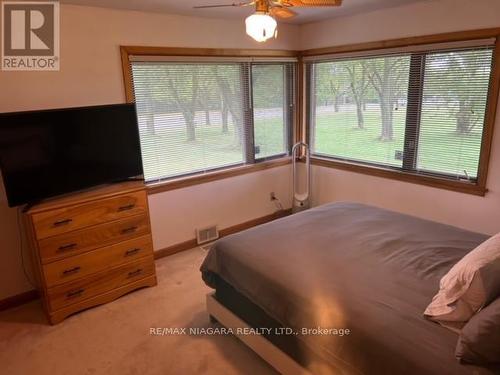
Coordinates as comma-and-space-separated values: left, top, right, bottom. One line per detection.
118, 204, 135, 212
121, 226, 138, 234
62, 266, 81, 276
58, 243, 77, 252
127, 269, 143, 278
66, 288, 85, 299
53, 218, 73, 227
125, 248, 140, 257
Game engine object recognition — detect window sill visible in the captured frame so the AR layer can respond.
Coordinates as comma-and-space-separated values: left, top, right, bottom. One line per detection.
147, 157, 292, 195
311, 157, 487, 197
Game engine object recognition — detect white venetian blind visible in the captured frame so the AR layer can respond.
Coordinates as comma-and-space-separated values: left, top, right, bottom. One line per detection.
415, 48, 494, 180
306, 41, 495, 182
252, 63, 294, 160
308, 54, 411, 168
131, 62, 251, 182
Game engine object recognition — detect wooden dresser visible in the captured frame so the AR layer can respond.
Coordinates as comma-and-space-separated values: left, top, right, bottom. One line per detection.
24, 181, 157, 324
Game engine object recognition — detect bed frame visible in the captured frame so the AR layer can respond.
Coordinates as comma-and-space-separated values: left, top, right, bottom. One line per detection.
206, 293, 312, 375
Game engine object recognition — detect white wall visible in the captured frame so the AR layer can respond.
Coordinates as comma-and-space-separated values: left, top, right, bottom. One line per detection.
300, 0, 500, 235
0, 4, 298, 300
299, 0, 500, 50
2, 0, 500, 301
149, 167, 292, 248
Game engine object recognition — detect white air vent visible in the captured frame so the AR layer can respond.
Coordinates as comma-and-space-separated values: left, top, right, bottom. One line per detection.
196, 225, 219, 245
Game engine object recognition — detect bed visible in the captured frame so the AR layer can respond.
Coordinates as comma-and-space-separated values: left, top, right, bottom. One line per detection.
200, 202, 499, 375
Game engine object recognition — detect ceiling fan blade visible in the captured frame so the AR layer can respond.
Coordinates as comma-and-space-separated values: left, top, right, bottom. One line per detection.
270, 6, 297, 19
280, 0, 342, 6
193, 2, 254, 9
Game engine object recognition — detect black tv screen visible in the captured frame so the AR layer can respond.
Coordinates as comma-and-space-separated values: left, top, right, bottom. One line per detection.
0, 103, 143, 207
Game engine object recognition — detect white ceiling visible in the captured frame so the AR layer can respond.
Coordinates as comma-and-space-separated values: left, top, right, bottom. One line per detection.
59, 0, 429, 24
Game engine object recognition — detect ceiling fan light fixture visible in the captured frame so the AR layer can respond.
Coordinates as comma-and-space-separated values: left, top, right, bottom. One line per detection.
245, 12, 277, 42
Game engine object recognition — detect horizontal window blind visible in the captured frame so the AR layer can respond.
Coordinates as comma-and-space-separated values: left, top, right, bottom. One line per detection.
302, 38, 496, 62
416, 48, 493, 179
132, 63, 250, 182
131, 60, 295, 182
306, 43, 495, 184
252, 63, 294, 160
308, 54, 411, 168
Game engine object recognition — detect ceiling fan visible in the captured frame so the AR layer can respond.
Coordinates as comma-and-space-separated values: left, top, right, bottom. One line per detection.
194, 0, 343, 42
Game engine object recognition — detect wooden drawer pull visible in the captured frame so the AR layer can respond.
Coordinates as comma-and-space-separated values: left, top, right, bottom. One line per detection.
125, 248, 140, 257
118, 204, 135, 212
58, 243, 77, 252
62, 266, 81, 276
53, 218, 73, 227
127, 269, 143, 278
66, 288, 85, 299
121, 226, 138, 234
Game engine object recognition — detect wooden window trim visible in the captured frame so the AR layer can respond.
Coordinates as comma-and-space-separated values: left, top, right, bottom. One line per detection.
300, 28, 500, 197
121, 28, 500, 196
312, 157, 487, 196
121, 46, 298, 193
299, 28, 500, 57
146, 157, 291, 195
121, 46, 299, 103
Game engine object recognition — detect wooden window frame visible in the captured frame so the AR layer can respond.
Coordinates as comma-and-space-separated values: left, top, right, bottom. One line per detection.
299, 28, 500, 196
120, 46, 299, 194
121, 28, 500, 196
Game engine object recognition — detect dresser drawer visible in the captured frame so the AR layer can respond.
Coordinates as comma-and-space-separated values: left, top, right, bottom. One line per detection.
43, 235, 154, 287
39, 215, 151, 263
31, 191, 148, 240
48, 256, 155, 311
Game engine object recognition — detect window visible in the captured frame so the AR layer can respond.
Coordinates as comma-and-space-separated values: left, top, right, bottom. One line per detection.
252, 64, 294, 159
310, 55, 411, 168
306, 40, 496, 189
130, 57, 295, 182
417, 49, 492, 179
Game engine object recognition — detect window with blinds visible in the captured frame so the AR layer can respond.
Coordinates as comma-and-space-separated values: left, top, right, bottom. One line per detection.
252, 63, 294, 160
306, 42, 495, 183
130, 59, 295, 182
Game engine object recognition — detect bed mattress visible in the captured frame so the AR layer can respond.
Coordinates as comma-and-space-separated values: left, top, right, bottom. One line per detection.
201, 202, 499, 375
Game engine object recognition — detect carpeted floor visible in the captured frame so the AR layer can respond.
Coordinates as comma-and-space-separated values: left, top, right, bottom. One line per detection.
0, 248, 277, 375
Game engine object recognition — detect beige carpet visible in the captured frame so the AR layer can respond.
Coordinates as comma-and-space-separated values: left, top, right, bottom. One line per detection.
0, 248, 277, 375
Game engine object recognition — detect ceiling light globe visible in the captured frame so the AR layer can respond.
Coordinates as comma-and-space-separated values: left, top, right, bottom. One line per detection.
245, 13, 277, 43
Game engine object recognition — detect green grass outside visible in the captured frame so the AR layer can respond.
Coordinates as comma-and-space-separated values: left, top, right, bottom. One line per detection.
313, 106, 482, 178
140, 106, 483, 181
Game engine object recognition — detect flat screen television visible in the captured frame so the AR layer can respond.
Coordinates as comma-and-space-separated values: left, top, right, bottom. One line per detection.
0, 103, 143, 207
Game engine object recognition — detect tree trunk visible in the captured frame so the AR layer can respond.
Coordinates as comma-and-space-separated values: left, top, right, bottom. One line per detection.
379, 99, 394, 141
232, 110, 243, 146
221, 102, 229, 134
183, 112, 196, 142
355, 99, 364, 129
334, 95, 341, 112
216, 76, 243, 145
205, 109, 211, 125
456, 100, 472, 134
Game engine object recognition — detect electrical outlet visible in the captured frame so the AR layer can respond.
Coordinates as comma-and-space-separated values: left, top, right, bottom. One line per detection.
270, 192, 276, 201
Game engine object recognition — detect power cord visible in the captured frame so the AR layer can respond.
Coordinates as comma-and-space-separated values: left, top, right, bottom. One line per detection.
16, 207, 37, 288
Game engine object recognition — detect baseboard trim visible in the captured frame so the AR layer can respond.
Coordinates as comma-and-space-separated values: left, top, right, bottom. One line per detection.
1, 209, 292, 311
154, 208, 292, 260
0, 289, 39, 312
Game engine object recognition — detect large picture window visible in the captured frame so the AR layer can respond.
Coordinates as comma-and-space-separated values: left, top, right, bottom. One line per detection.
129, 57, 295, 182
306, 41, 495, 188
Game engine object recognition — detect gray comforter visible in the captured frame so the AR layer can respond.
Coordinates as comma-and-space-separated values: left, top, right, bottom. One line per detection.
201, 202, 497, 375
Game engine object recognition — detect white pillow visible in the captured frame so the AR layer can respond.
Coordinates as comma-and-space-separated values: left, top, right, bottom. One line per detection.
424, 233, 500, 324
